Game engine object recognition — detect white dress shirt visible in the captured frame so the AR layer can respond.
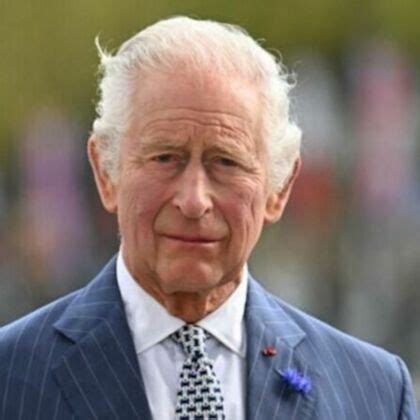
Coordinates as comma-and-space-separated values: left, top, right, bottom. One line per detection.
116, 252, 248, 420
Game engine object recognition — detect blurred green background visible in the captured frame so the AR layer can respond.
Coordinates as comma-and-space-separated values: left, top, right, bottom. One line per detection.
1, 0, 419, 403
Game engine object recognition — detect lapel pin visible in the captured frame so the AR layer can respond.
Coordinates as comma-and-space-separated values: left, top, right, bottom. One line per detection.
280, 367, 311, 395
262, 346, 277, 356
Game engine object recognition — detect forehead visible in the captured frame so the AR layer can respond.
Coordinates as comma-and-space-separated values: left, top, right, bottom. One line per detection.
126, 68, 265, 150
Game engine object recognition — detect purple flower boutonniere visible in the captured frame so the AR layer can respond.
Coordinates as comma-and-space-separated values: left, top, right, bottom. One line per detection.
280, 368, 312, 395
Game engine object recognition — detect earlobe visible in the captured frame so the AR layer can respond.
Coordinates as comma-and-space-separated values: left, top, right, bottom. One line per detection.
264, 157, 301, 224
87, 135, 118, 214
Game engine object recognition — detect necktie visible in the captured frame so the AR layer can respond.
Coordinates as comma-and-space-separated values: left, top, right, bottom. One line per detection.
172, 324, 226, 420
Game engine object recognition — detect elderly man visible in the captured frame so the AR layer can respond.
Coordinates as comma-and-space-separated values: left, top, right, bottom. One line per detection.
0, 16, 417, 420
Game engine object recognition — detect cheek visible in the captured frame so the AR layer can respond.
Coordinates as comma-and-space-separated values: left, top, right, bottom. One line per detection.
221, 179, 266, 240
117, 175, 169, 230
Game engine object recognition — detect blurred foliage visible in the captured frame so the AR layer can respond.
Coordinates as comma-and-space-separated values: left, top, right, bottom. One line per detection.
1, 0, 420, 167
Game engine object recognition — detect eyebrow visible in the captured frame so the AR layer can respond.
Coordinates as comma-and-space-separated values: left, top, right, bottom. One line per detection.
136, 137, 256, 157
134, 137, 259, 170
136, 139, 187, 154
205, 142, 256, 159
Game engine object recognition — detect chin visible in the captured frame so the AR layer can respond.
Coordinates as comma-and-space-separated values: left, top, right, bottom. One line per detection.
156, 260, 223, 294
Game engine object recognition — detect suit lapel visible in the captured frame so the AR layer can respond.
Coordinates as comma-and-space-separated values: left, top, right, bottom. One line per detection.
246, 278, 318, 420
52, 258, 152, 420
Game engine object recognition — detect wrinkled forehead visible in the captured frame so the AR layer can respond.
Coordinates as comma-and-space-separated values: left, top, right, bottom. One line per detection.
128, 67, 266, 142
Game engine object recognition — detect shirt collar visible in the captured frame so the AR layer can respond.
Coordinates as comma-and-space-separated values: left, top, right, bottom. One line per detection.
116, 251, 247, 358
197, 269, 247, 357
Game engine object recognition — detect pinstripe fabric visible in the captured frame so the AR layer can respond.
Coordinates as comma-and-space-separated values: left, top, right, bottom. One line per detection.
245, 279, 418, 419
0, 256, 418, 419
0, 258, 152, 420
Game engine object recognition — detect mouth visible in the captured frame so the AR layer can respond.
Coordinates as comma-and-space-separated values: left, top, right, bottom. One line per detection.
162, 234, 220, 244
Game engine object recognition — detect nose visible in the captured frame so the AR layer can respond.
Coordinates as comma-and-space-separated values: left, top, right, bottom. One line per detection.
172, 162, 213, 219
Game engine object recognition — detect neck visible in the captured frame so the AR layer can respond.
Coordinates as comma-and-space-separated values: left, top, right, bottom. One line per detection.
161, 281, 240, 322
119, 245, 244, 322
140, 279, 240, 323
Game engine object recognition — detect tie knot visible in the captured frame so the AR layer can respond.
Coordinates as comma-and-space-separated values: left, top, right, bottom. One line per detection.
172, 324, 208, 358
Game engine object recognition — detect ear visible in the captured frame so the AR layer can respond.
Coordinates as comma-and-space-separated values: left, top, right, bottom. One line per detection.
87, 135, 118, 214
264, 157, 301, 224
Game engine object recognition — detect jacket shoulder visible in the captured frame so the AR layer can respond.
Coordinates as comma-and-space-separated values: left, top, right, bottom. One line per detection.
0, 258, 120, 419
0, 290, 80, 367
270, 288, 401, 371
0, 256, 118, 356
258, 283, 417, 418
259, 283, 394, 360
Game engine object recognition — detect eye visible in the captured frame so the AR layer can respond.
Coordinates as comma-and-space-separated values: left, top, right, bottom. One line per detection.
151, 153, 178, 163
215, 157, 238, 167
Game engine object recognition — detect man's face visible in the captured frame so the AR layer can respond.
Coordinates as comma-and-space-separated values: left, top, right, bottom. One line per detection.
91, 68, 287, 299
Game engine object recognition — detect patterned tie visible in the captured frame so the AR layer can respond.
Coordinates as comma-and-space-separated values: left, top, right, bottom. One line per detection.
172, 324, 226, 420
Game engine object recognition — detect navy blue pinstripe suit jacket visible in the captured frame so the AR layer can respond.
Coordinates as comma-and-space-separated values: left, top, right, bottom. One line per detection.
0, 257, 417, 419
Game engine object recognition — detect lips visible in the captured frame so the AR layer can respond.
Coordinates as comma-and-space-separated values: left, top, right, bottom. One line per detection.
162, 234, 219, 243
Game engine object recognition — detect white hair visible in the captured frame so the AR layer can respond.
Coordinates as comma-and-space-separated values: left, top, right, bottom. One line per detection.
92, 16, 301, 190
